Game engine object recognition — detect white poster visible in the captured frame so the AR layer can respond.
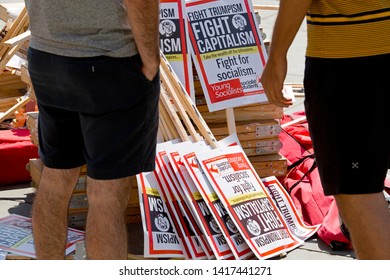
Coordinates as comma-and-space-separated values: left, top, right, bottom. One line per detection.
186, 0, 268, 112
179, 144, 254, 259
0, 214, 84, 259
160, 0, 195, 100
195, 145, 303, 259
0, 249, 7, 260
137, 171, 185, 258
262, 176, 321, 241
166, 141, 235, 259
155, 142, 209, 259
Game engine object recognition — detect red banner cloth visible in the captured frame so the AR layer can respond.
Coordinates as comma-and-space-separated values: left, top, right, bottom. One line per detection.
0, 128, 39, 186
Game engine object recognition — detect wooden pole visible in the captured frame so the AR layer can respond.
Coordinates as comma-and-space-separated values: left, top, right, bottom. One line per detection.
253, 5, 279, 11
280, 116, 307, 129
226, 107, 236, 135
160, 68, 202, 142
159, 86, 190, 142
160, 52, 219, 148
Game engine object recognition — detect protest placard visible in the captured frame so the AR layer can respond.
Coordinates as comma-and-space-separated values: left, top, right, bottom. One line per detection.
0, 249, 7, 260
262, 176, 320, 241
136, 171, 185, 258
166, 141, 235, 259
160, 0, 195, 99
179, 144, 254, 259
0, 214, 84, 258
195, 145, 303, 259
155, 142, 210, 259
186, 0, 268, 112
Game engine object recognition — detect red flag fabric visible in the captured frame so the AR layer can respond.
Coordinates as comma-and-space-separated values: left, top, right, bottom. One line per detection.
279, 112, 352, 250
0, 128, 39, 186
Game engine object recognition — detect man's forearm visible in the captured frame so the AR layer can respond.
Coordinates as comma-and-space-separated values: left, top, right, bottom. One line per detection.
268, 0, 312, 60
260, 0, 312, 107
125, 0, 160, 69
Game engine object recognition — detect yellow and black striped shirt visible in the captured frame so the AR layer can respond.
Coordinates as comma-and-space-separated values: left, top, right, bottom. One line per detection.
306, 0, 390, 58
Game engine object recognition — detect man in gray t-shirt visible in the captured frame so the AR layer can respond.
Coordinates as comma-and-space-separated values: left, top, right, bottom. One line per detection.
25, 0, 160, 260
25, 0, 137, 58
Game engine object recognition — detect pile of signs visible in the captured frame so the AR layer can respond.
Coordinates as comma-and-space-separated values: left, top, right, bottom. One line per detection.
137, 53, 319, 260
0, 213, 84, 260
137, 0, 317, 260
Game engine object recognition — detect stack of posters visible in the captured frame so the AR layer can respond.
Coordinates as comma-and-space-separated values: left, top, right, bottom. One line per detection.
0, 214, 84, 259
138, 0, 300, 259
137, 137, 320, 260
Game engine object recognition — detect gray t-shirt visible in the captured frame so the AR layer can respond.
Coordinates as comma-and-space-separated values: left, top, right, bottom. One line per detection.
24, 0, 137, 57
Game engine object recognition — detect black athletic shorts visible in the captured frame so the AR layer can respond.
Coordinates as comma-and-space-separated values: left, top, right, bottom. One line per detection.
304, 53, 390, 195
27, 48, 160, 179
304, 54, 390, 195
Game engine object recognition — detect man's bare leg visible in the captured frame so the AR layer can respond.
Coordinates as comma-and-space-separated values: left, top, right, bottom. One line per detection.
85, 176, 131, 260
335, 192, 390, 259
32, 166, 81, 259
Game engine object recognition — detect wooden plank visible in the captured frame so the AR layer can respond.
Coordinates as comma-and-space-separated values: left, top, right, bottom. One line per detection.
26, 111, 39, 147
248, 153, 286, 162
238, 137, 282, 149
0, 96, 20, 105
20, 63, 31, 86
0, 102, 18, 111
281, 116, 307, 129
254, 165, 287, 178
215, 131, 281, 142
160, 66, 202, 142
0, 7, 29, 73
0, 3, 25, 22
209, 119, 281, 137
3, 29, 30, 47
160, 52, 219, 148
0, 94, 29, 122
0, 77, 26, 92
0, 69, 25, 87
0, 43, 24, 72
249, 153, 288, 179
159, 85, 190, 142
196, 102, 281, 113
158, 101, 179, 141
158, 118, 170, 142
226, 107, 236, 135
0, 7, 28, 55
253, 5, 279, 11
244, 146, 281, 156
0, 5, 7, 22
201, 109, 283, 123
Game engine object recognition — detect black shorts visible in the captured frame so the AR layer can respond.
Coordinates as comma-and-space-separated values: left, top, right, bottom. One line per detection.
304, 54, 390, 195
27, 48, 160, 179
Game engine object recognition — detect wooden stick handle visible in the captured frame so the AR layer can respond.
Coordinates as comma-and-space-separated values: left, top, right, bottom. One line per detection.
160, 51, 219, 148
